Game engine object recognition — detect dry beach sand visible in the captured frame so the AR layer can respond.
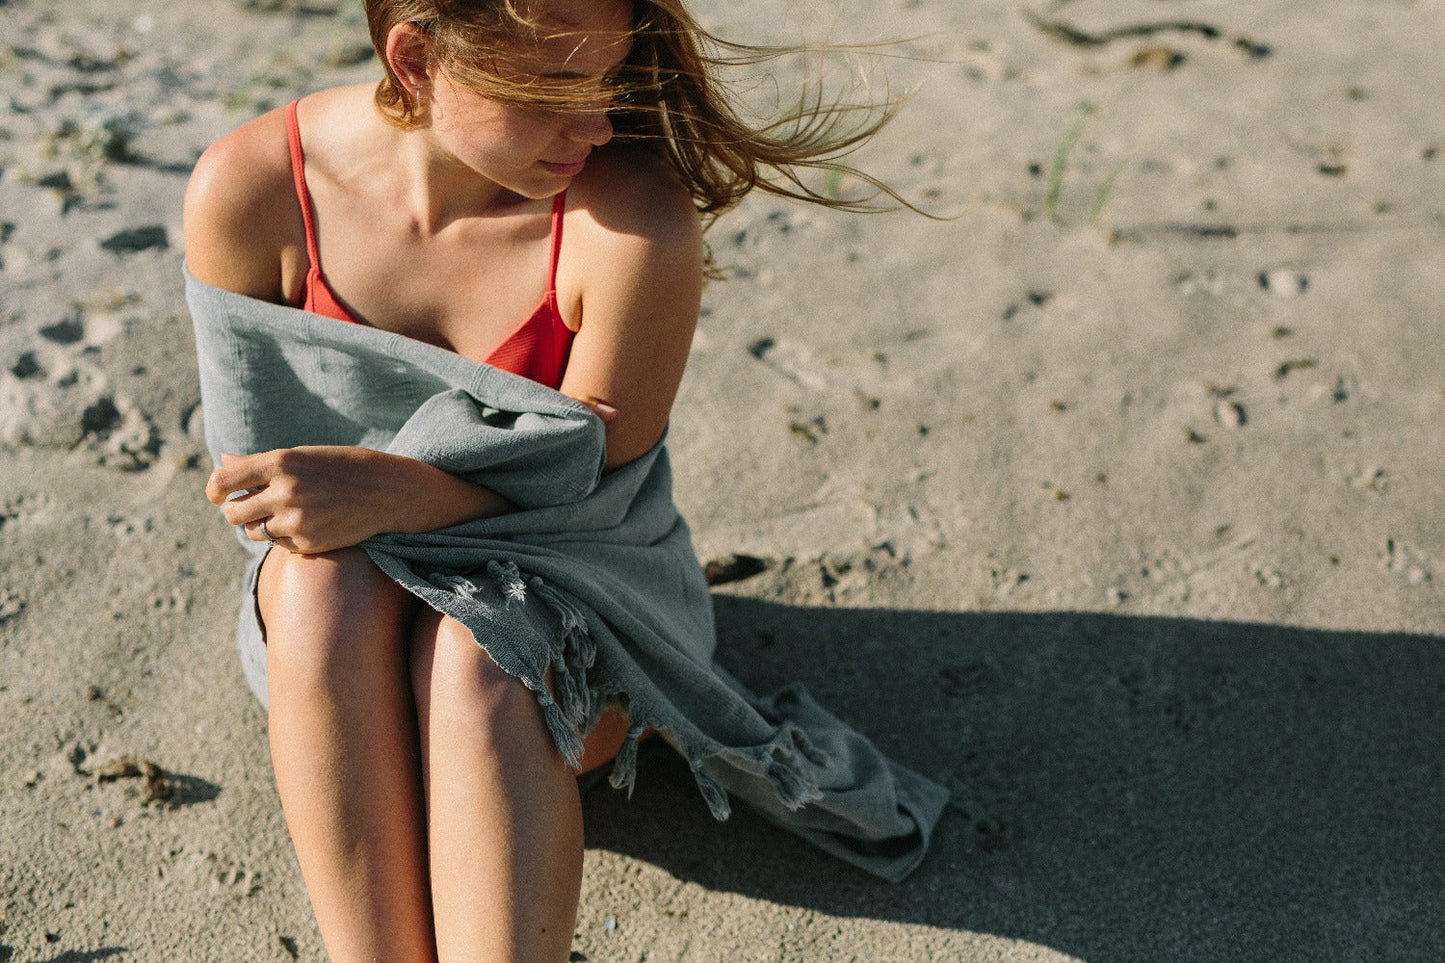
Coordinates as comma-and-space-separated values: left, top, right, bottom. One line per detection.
2, 0, 1444, 959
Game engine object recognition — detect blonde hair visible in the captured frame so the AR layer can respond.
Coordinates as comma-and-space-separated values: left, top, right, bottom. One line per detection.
365, 0, 905, 220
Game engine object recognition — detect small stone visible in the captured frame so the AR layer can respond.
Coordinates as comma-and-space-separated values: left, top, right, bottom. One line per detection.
703, 554, 769, 586
1258, 269, 1308, 298
95, 756, 172, 802
1130, 45, 1184, 71
1215, 400, 1246, 429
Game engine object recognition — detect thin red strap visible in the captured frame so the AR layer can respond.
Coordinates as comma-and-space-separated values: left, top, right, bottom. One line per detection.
284, 100, 322, 271
546, 191, 567, 295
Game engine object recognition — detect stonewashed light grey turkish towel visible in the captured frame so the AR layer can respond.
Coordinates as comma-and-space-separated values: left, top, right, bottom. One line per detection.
187, 271, 948, 882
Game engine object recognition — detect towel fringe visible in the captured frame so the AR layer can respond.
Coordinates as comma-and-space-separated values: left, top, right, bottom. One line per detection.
781, 720, 832, 770
477, 564, 604, 762
691, 763, 732, 820
541, 695, 585, 771
608, 724, 650, 796
484, 559, 529, 603
526, 572, 597, 731
462, 561, 824, 818
765, 754, 822, 811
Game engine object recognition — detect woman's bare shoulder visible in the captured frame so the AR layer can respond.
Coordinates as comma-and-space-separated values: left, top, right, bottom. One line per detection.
183, 104, 301, 300
567, 146, 700, 250
560, 146, 702, 319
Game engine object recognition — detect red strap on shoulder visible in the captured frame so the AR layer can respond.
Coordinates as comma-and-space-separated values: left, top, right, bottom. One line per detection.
546, 190, 567, 295
284, 100, 322, 271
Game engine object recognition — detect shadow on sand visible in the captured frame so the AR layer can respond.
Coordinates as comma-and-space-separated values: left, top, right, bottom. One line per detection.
583, 596, 1445, 963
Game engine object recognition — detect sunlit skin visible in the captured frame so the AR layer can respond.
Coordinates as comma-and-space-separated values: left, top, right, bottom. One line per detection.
183, 0, 703, 958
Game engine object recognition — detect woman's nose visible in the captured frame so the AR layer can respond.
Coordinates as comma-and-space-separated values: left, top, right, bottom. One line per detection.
565, 109, 613, 147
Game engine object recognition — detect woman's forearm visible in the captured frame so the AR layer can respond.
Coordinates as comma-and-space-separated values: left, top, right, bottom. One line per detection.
209, 445, 514, 555
375, 451, 515, 534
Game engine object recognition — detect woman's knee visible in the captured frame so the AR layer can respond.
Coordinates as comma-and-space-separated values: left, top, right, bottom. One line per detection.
411, 614, 549, 749
259, 547, 412, 684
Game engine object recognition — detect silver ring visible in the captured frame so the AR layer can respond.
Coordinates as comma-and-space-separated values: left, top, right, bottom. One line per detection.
259, 519, 277, 547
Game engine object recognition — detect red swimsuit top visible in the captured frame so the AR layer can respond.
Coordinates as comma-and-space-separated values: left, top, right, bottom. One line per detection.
285, 100, 575, 390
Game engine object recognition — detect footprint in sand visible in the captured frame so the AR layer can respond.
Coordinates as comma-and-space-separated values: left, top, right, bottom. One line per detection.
0, 356, 160, 469
0, 357, 108, 449
1347, 465, 1388, 493
1176, 271, 1224, 297
747, 334, 888, 396
1383, 540, 1433, 586
0, 589, 25, 625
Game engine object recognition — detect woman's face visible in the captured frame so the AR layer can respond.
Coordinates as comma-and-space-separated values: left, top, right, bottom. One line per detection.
423, 0, 634, 199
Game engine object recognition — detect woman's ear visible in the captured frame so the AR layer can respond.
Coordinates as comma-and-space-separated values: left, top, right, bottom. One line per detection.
385, 22, 433, 100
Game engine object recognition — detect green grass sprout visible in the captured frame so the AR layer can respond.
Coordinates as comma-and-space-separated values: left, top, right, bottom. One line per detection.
1089, 154, 1130, 226
1043, 101, 1094, 222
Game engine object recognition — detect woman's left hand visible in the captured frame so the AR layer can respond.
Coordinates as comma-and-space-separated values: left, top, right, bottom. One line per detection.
206, 447, 404, 554
206, 446, 511, 555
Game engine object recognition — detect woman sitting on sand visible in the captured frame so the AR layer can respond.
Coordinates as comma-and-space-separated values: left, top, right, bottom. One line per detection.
184, 1, 945, 960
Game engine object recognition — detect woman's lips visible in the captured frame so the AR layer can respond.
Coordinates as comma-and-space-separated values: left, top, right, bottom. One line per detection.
539, 158, 587, 177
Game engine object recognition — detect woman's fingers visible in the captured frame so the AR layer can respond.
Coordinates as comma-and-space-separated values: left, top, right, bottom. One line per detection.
206, 450, 284, 505
209, 453, 258, 504
205, 446, 386, 553
221, 487, 268, 527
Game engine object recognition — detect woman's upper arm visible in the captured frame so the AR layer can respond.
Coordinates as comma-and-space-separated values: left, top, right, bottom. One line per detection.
558, 156, 704, 471
182, 108, 296, 301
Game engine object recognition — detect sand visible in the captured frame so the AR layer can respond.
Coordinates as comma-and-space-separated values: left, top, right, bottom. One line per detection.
2, 0, 1443, 959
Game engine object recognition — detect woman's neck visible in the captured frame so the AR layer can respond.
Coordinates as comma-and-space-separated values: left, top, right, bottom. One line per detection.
388, 116, 529, 235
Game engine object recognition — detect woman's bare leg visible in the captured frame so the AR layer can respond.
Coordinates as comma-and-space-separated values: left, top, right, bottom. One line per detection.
409, 608, 583, 963
259, 548, 436, 963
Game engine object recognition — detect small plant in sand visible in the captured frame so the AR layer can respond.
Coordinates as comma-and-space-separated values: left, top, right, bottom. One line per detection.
40, 110, 143, 166
26, 108, 146, 207
226, 3, 372, 115
1041, 101, 1132, 227
73, 110, 144, 164
226, 47, 313, 115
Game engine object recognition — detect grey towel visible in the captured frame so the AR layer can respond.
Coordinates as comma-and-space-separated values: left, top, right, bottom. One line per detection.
187, 271, 948, 882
